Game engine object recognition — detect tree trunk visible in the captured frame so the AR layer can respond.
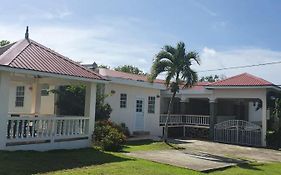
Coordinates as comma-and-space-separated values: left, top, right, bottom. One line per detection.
163, 91, 177, 142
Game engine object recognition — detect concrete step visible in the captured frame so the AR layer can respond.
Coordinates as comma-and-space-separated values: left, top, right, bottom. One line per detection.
132, 131, 150, 136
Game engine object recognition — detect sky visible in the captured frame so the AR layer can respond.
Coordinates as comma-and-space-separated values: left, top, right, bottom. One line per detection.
1, 0, 281, 84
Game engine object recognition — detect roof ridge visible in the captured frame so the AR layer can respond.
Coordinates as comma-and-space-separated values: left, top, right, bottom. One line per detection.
242, 73, 272, 84
0, 39, 30, 65
29, 39, 105, 80
208, 73, 247, 85
207, 72, 274, 86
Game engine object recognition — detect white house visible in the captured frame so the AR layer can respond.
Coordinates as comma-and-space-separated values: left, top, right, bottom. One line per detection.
95, 68, 280, 147
98, 68, 166, 136
2, 28, 279, 150
0, 28, 106, 151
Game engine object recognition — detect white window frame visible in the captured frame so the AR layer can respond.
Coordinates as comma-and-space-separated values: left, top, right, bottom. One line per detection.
15, 86, 25, 107
41, 84, 50, 96
148, 96, 156, 113
120, 93, 127, 108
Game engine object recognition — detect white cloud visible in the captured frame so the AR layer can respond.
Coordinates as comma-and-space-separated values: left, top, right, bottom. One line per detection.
191, 0, 217, 17
194, 47, 281, 84
0, 18, 161, 73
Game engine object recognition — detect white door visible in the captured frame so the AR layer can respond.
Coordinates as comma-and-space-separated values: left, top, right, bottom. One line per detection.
135, 98, 144, 131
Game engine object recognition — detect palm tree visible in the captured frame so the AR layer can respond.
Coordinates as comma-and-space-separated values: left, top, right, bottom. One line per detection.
149, 42, 200, 142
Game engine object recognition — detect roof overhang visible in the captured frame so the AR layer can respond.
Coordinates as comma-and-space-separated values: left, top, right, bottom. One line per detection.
205, 85, 281, 91
0, 65, 109, 84
108, 77, 166, 90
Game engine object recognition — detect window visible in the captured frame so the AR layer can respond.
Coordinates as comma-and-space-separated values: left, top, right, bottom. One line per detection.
148, 96, 156, 113
136, 99, 143, 112
41, 84, 50, 96
120, 93, 127, 108
15, 86, 25, 107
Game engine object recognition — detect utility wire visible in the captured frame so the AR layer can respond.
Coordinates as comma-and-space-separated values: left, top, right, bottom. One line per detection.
197, 60, 281, 73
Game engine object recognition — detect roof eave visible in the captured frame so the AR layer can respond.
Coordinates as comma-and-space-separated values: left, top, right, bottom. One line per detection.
205, 85, 281, 91
0, 65, 109, 84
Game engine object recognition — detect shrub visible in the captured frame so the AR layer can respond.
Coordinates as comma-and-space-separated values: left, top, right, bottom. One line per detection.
119, 123, 130, 137
94, 120, 126, 151
267, 128, 281, 148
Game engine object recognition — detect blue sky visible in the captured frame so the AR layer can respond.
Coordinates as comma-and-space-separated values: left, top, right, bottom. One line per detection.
1, 0, 281, 83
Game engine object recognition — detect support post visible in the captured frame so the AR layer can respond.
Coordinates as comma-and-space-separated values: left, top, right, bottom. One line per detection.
84, 83, 97, 143
261, 97, 267, 147
31, 78, 42, 115
0, 72, 10, 149
209, 99, 217, 140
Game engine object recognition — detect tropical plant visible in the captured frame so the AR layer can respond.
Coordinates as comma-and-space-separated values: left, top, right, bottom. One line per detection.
149, 42, 200, 142
95, 84, 112, 121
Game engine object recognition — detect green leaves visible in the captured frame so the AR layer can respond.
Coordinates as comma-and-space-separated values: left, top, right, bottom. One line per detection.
150, 42, 200, 90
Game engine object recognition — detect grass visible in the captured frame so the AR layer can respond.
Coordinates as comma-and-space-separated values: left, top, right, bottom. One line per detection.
0, 140, 280, 175
122, 139, 183, 152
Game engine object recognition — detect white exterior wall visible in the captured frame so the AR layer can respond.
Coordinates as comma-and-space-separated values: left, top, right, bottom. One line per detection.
248, 102, 262, 123
9, 82, 55, 115
104, 83, 161, 136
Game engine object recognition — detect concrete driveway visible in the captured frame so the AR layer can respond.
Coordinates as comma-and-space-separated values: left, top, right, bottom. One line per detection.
126, 149, 245, 172
126, 139, 281, 172
171, 139, 281, 163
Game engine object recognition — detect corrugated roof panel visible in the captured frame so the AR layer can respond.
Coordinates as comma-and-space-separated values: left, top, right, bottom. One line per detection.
208, 73, 273, 86
0, 38, 105, 81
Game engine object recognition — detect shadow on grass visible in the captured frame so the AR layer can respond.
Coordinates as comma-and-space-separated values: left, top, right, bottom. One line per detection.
126, 139, 158, 146
0, 148, 131, 175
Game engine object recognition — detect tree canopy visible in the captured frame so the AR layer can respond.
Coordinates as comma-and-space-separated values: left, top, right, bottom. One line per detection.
114, 65, 145, 75
199, 74, 226, 82
0, 40, 10, 47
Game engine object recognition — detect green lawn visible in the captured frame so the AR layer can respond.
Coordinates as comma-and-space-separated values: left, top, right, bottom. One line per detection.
0, 140, 280, 175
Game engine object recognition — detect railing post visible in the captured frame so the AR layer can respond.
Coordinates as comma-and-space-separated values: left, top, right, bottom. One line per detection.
0, 72, 10, 149
209, 99, 217, 141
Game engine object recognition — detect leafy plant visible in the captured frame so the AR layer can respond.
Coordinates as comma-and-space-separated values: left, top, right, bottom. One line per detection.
94, 120, 126, 151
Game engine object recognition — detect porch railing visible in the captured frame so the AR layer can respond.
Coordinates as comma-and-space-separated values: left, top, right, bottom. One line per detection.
160, 114, 210, 127
6, 116, 89, 145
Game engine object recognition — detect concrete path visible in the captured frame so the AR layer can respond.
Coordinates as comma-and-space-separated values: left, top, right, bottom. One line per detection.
172, 139, 281, 163
126, 150, 245, 172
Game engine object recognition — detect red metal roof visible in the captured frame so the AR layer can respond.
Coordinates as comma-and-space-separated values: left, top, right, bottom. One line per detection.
0, 38, 105, 81
207, 73, 274, 86
99, 68, 211, 90
99, 68, 165, 84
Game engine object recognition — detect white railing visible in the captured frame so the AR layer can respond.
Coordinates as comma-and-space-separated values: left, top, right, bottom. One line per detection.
160, 114, 210, 126
6, 116, 89, 145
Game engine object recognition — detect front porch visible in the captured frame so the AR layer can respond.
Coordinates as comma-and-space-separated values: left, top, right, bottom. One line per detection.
0, 71, 97, 151
160, 97, 267, 147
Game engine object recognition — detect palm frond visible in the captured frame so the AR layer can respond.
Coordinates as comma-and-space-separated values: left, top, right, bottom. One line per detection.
186, 51, 200, 65
149, 60, 173, 81
163, 45, 176, 55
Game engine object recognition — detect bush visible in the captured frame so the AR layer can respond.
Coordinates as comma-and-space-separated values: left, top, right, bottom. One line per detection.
119, 123, 130, 137
94, 120, 126, 151
267, 128, 281, 148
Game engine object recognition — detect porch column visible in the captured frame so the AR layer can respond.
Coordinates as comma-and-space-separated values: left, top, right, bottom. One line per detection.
0, 72, 10, 149
209, 99, 217, 140
261, 97, 267, 147
84, 83, 97, 141
31, 78, 42, 114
